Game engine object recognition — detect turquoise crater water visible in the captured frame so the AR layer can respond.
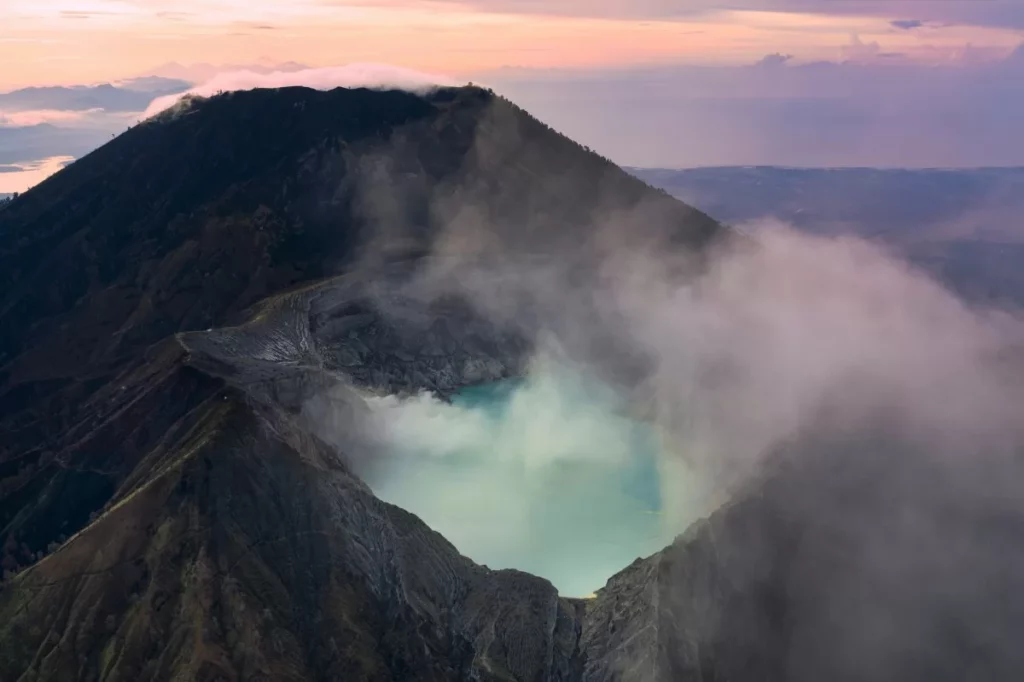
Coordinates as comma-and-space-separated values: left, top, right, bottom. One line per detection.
366, 366, 674, 597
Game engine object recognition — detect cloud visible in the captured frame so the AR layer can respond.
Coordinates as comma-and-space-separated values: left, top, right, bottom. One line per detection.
0, 155, 74, 193
59, 10, 122, 20
754, 52, 792, 67
144, 61, 311, 84
477, 55, 1024, 167
0, 108, 103, 127
144, 63, 460, 117
1003, 41, 1024, 67
155, 11, 195, 22
24, 0, 1024, 28
840, 33, 882, 62
447, 0, 1024, 29
113, 75, 193, 93
891, 19, 924, 30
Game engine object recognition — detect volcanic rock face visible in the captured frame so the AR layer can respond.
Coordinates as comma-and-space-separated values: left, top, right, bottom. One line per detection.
0, 84, 727, 681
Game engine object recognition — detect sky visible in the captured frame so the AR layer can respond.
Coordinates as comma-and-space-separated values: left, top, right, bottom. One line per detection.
2, 0, 1024, 189
2, 0, 1023, 87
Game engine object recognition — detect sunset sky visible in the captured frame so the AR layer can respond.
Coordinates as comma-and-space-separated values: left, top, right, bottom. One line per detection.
2, 0, 1024, 188
3, 0, 1023, 88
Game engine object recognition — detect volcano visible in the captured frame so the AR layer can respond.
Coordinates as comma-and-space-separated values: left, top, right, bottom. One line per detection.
2, 85, 1024, 682
0, 85, 724, 681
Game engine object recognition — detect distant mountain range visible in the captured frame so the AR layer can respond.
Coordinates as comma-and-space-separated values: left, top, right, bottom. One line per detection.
0, 78, 190, 113
633, 166, 1024, 307
0, 79, 192, 173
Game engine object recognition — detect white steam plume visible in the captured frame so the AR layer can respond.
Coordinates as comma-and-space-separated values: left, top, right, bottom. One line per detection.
359, 354, 691, 596
144, 63, 459, 118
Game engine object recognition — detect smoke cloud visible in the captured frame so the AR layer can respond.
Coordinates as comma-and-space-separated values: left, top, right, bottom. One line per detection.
375, 211, 1024, 501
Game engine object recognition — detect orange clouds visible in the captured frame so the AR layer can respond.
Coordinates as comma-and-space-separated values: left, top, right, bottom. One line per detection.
0, 1, 1021, 88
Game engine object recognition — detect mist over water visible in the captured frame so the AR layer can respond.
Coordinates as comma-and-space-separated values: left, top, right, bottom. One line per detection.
363, 359, 698, 596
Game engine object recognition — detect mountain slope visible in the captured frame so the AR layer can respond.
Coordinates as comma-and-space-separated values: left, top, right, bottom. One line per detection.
0, 85, 722, 681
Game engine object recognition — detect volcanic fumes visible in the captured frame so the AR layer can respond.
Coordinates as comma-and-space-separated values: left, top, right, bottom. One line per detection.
361, 359, 695, 597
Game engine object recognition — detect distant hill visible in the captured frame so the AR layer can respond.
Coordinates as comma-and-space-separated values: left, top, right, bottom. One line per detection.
0, 80, 189, 113
633, 166, 1024, 307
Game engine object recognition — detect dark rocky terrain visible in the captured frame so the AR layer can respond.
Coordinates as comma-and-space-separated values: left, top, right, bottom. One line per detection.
2, 85, 1023, 682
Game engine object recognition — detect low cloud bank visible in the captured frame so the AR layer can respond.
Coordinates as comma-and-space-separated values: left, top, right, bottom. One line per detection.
0, 108, 105, 127
0, 156, 75, 194
144, 63, 459, 117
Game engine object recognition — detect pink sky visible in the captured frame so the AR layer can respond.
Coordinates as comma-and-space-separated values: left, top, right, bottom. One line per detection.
2, 0, 1024, 183
1, 0, 1022, 88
